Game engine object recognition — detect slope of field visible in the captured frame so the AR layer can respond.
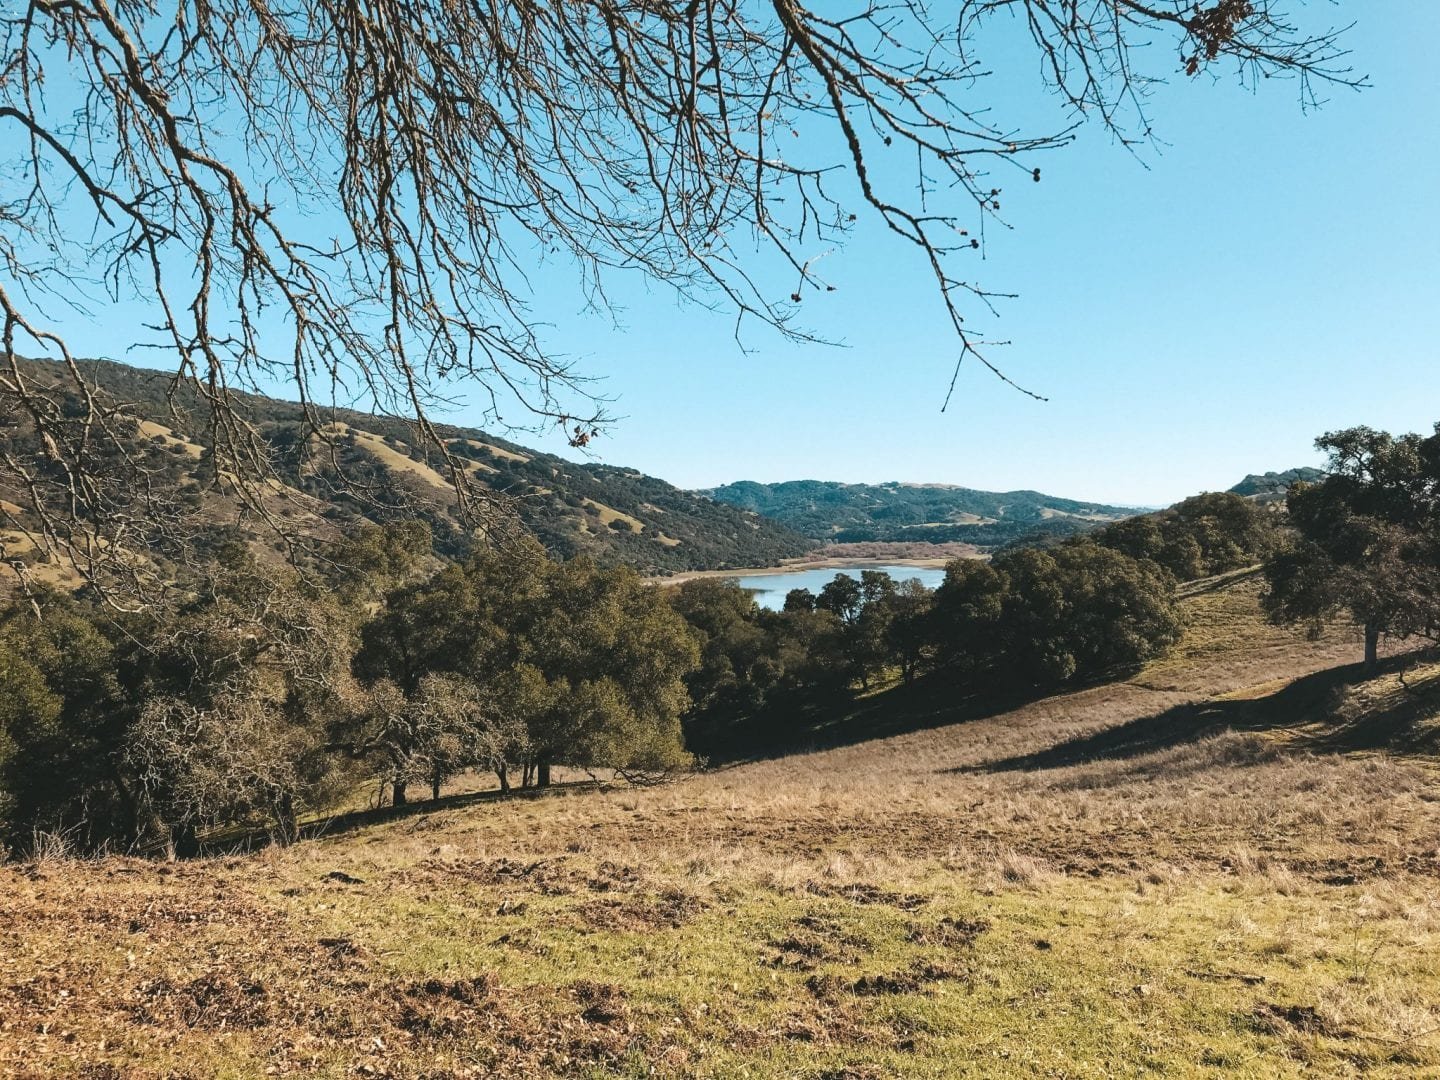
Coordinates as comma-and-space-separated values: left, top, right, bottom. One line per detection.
0, 357, 811, 578
705, 479, 1137, 548
5, 576, 1440, 1078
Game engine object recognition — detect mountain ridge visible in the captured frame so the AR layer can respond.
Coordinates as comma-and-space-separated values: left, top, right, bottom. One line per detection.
2, 358, 1328, 590
702, 478, 1140, 548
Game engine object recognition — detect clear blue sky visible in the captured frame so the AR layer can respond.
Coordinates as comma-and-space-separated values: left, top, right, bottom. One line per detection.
58, 6, 1440, 508
468, 5, 1440, 507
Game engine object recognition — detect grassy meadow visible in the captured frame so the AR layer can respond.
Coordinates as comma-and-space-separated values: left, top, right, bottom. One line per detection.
5, 574, 1440, 1078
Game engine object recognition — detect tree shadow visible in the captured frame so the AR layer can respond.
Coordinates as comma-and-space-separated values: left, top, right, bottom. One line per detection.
690, 671, 1100, 768
963, 651, 1440, 776
1175, 565, 1263, 598
199, 777, 605, 857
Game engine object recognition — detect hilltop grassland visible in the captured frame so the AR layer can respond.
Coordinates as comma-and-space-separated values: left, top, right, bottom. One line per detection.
5, 576, 1440, 1078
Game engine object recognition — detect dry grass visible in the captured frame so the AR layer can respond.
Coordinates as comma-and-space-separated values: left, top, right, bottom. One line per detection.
451, 438, 530, 464
346, 428, 455, 493
136, 421, 203, 459
581, 499, 644, 533
6, 573, 1440, 1077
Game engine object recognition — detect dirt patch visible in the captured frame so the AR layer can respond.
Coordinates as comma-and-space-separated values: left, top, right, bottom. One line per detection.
373, 975, 681, 1073
318, 936, 367, 965
419, 856, 580, 895
766, 913, 871, 970
585, 860, 644, 893
572, 980, 630, 1025
131, 972, 271, 1029
803, 880, 929, 910
852, 961, 961, 997
809, 961, 963, 999
907, 915, 990, 948
1252, 1001, 1352, 1039
573, 888, 708, 932
393, 974, 501, 1037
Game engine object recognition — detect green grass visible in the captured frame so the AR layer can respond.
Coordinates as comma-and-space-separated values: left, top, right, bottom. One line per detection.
5, 572, 1440, 1077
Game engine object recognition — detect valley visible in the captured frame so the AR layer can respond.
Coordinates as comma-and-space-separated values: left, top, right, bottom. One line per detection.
1, 10, 1430, 1079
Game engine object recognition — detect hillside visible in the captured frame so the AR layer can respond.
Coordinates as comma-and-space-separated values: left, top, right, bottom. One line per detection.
0, 358, 810, 581
705, 478, 1138, 547
7, 573, 1440, 1078
1229, 466, 1326, 502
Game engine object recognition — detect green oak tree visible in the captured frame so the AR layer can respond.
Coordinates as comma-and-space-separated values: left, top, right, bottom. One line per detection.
1264, 425, 1440, 674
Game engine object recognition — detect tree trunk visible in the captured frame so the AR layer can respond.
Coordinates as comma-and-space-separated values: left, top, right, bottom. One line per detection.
110, 768, 140, 843
431, 766, 443, 801
1364, 622, 1381, 676
522, 762, 533, 788
496, 762, 510, 795
274, 792, 298, 845
170, 821, 200, 860
537, 762, 552, 788
393, 779, 408, 806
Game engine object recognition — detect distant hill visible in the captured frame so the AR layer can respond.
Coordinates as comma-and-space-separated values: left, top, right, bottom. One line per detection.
703, 479, 1138, 548
1229, 467, 1325, 501
1, 358, 810, 583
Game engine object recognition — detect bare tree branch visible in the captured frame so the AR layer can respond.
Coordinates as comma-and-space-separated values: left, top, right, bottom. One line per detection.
0, 0, 1363, 603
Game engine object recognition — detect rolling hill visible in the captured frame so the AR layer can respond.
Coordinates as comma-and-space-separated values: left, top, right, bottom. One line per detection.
704, 478, 1140, 547
0, 357, 811, 584
7, 571, 1439, 1078
1228, 466, 1325, 502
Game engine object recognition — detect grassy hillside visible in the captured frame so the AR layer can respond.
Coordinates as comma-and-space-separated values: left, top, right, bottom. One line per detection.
1229, 467, 1326, 502
7, 573, 1440, 1077
0, 357, 810, 581
705, 479, 1137, 548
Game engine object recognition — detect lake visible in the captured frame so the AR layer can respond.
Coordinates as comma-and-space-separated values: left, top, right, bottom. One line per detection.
727, 563, 949, 610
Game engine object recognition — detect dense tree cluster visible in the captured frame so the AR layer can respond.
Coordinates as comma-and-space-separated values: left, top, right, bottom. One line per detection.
671, 541, 1183, 747
2, 482, 1296, 858
1084, 492, 1277, 582
0, 527, 698, 856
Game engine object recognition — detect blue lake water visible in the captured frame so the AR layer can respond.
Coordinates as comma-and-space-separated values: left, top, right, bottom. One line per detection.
727, 563, 949, 610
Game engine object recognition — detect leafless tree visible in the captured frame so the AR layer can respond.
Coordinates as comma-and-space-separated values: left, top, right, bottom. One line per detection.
0, 0, 1362, 603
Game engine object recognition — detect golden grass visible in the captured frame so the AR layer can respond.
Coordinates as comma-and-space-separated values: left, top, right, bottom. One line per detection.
347, 429, 455, 493
582, 499, 643, 532
6, 574, 1440, 1077
451, 437, 530, 464
136, 420, 204, 459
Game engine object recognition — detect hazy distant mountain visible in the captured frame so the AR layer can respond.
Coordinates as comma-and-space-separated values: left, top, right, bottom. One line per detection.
703, 479, 1138, 548
1228, 467, 1325, 501
1, 357, 810, 584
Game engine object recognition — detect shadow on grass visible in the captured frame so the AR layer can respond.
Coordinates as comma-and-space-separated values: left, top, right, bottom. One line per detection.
689, 671, 1089, 768
964, 651, 1440, 776
200, 778, 605, 857
1174, 565, 1263, 599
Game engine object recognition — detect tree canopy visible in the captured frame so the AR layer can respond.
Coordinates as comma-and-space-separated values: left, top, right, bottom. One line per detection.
1263, 424, 1440, 672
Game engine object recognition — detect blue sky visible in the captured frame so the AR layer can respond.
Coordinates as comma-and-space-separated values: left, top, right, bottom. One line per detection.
466, 5, 1439, 507
55, 6, 1440, 508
